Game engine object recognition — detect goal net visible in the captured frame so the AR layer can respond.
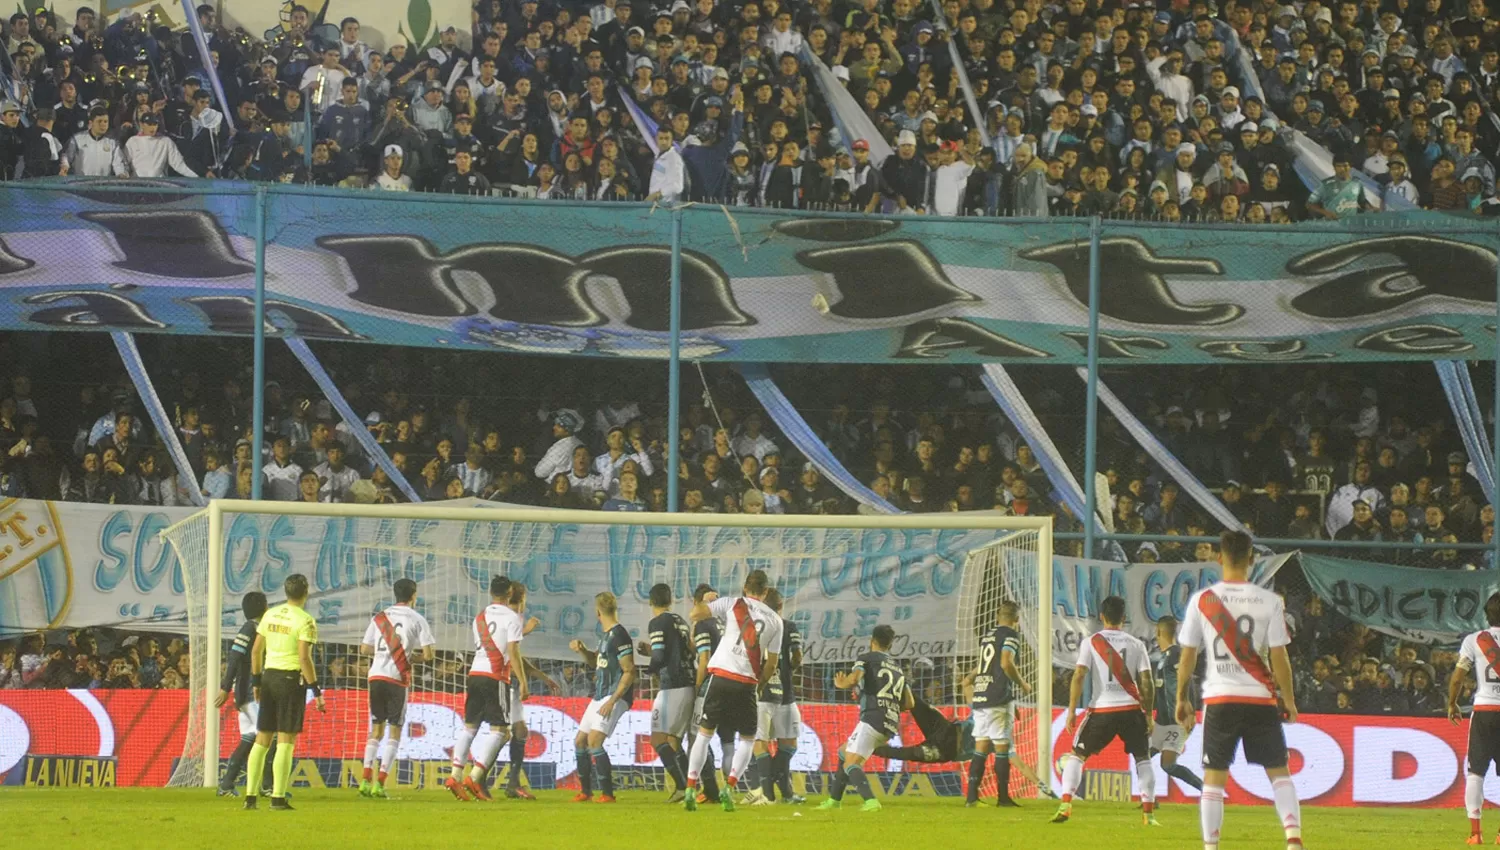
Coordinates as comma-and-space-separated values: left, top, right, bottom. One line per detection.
160, 502, 1050, 801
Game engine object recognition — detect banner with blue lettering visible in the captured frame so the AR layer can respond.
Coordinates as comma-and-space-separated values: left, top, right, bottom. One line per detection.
1300, 553, 1499, 643
0, 180, 1494, 364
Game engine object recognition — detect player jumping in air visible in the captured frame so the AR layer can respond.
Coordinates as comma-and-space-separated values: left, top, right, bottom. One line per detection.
689, 583, 736, 805
358, 578, 436, 798
1448, 592, 1500, 844
245, 574, 325, 811
746, 588, 804, 806
871, 695, 1057, 799
818, 624, 913, 812
1151, 616, 1204, 792
569, 591, 637, 803
961, 600, 1030, 807
686, 569, 783, 812
1053, 595, 1157, 826
637, 582, 696, 803
447, 575, 526, 802
1177, 531, 1301, 850
215, 592, 268, 798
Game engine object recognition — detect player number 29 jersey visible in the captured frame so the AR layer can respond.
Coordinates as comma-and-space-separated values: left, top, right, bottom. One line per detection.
705, 595, 783, 685
361, 605, 436, 686
1076, 628, 1150, 711
1458, 627, 1500, 709
1177, 581, 1290, 704
469, 603, 524, 682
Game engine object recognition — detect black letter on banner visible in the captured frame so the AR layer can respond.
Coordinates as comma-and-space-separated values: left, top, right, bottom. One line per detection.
895, 318, 1051, 359
1059, 331, 1170, 358
1456, 590, 1481, 622
1354, 324, 1475, 354
1396, 589, 1430, 622
1198, 339, 1335, 362
318, 235, 479, 318
1020, 237, 1239, 326
1329, 580, 1353, 611
80, 211, 254, 278
580, 246, 753, 331
182, 295, 368, 340
1286, 235, 1497, 318
23, 290, 167, 329
1355, 583, 1380, 617
796, 241, 978, 319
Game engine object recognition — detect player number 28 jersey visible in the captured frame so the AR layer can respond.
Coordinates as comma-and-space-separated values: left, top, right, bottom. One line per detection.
362, 605, 436, 686
705, 595, 783, 685
1076, 628, 1150, 711
1177, 581, 1290, 704
469, 603, 524, 682
1458, 627, 1500, 710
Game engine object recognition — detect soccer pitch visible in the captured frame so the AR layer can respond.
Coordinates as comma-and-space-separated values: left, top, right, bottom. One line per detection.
0, 788, 1461, 849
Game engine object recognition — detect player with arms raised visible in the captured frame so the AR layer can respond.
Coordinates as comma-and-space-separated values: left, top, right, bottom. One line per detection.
748, 588, 803, 805
818, 624, 912, 812
1152, 616, 1203, 792
638, 582, 695, 802
446, 575, 526, 802
358, 578, 436, 798
569, 591, 636, 803
1177, 531, 1301, 850
215, 591, 268, 798
1052, 595, 1156, 826
962, 600, 1029, 807
686, 569, 782, 812
1448, 592, 1500, 844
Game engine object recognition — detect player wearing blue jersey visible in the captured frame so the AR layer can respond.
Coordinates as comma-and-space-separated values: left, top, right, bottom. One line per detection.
962, 600, 1030, 807
215, 591, 269, 797
689, 583, 734, 805
639, 582, 696, 802
1151, 617, 1203, 791
747, 589, 804, 806
568, 592, 637, 803
819, 625, 914, 813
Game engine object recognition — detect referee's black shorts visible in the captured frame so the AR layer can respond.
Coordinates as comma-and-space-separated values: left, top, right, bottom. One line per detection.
258, 669, 307, 734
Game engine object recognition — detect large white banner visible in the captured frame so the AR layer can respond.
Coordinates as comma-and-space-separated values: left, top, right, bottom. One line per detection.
0, 499, 1289, 664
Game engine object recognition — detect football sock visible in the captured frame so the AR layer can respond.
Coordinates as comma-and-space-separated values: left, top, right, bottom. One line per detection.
659, 742, 687, 792
469, 730, 503, 784
687, 731, 712, 784
844, 763, 875, 801
774, 746, 796, 799
222, 737, 254, 790
1201, 784, 1225, 849
995, 751, 1011, 799
1135, 759, 1156, 814
271, 742, 295, 799
576, 747, 594, 796
506, 732, 528, 790
829, 762, 848, 801
1165, 762, 1205, 791
966, 754, 986, 803
676, 746, 692, 791
1059, 754, 1084, 803
698, 744, 720, 798
450, 728, 476, 780
378, 729, 398, 784
1271, 776, 1301, 844
756, 752, 774, 797
260, 742, 277, 793
245, 742, 269, 798
730, 736, 754, 785
1469, 773, 1485, 834
362, 735, 379, 782
592, 748, 615, 797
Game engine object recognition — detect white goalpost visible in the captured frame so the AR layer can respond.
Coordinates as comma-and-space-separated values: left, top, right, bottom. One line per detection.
160, 501, 1051, 799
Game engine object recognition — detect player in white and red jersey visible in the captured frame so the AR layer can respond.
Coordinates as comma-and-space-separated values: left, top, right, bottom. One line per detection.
445, 575, 526, 802
357, 578, 436, 798
684, 568, 783, 812
1177, 531, 1300, 850
1052, 595, 1156, 826
1448, 593, 1500, 844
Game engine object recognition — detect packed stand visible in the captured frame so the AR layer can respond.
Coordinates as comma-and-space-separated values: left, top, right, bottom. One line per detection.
0, 628, 191, 689
0, 0, 1493, 216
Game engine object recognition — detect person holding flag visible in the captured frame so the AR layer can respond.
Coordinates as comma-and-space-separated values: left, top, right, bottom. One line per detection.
357, 578, 436, 798
1448, 592, 1500, 845
1177, 531, 1302, 850
1051, 595, 1157, 826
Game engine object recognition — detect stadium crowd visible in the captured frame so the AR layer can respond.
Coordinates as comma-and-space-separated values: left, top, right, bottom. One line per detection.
0, 0, 1496, 216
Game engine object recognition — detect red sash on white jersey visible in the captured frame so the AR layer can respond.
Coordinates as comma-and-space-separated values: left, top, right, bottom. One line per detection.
474, 611, 510, 682
1091, 633, 1141, 705
732, 599, 762, 678
1200, 589, 1279, 708
374, 611, 411, 686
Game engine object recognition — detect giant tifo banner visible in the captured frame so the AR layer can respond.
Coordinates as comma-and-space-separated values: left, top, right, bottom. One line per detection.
1301, 553, 1500, 644
0, 688, 1491, 808
0, 181, 1494, 364
0, 500, 1290, 665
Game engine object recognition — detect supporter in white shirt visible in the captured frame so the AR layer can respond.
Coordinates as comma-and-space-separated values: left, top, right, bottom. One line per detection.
731, 414, 779, 461
260, 437, 304, 501
300, 46, 350, 113
124, 113, 197, 177
931, 143, 975, 216
65, 109, 127, 176
375, 144, 412, 191
647, 127, 686, 203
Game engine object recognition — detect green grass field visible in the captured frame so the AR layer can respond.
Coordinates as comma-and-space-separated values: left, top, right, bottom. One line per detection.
0, 787, 1468, 849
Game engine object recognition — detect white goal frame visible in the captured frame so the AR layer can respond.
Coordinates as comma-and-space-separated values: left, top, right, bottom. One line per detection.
162, 500, 1051, 789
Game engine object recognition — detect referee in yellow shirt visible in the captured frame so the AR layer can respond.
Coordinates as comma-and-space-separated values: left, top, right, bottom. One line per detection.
245, 573, 324, 810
